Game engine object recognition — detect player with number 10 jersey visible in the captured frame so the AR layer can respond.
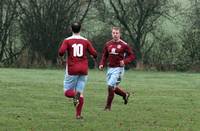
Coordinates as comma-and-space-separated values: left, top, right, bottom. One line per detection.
58, 22, 97, 119
59, 34, 97, 75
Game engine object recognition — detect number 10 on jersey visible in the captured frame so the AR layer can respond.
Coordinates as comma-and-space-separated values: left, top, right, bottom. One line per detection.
72, 44, 83, 57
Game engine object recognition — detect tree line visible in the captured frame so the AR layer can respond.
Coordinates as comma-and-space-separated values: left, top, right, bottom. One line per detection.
0, 0, 199, 71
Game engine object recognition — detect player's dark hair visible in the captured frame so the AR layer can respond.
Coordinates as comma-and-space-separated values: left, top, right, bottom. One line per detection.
71, 22, 81, 33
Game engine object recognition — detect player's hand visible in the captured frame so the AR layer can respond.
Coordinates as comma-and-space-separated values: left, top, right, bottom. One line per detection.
120, 60, 125, 66
58, 56, 65, 65
90, 55, 98, 68
99, 65, 104, 71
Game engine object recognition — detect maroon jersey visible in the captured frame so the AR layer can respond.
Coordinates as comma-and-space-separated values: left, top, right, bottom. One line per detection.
59, 34, 97, 75
99, 39, 135, 67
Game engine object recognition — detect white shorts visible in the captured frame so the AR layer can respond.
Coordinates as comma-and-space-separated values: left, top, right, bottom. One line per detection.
106, 67, 124, 88
63, 72, 88, 93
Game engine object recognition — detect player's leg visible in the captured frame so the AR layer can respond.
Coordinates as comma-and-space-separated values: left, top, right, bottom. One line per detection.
63, 74, 77, 98
113, 67, 130, 104
114, 75, 125, 97
104, 68, 119, 110
74, 75, 87, 119
114, 77, 130, 104
104, 86, 115, 111
64, 89, 76, 98
115, 86, 130, 104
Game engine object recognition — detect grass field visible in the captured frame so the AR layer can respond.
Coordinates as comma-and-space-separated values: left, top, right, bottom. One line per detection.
0, 68, 200, 131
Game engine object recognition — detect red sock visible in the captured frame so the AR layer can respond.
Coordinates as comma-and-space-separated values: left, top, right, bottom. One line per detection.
64, 89, 75, 98
114, 87, 126, 98
76, 97, 84, 117
105, 87, 114, 109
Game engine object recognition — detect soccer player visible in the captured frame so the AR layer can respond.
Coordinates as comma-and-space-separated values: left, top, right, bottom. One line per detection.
58, 22, 97, 119
99, 27, 136, 111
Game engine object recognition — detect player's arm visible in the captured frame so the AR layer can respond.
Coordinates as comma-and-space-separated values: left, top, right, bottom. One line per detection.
58, 40, 68, 65
87, 41, 97, 59
99, 45, 108, 70
122, 45, 136, 65
58, 40, 68, 57
87, 41, 98, 68
57, 55, 65, 65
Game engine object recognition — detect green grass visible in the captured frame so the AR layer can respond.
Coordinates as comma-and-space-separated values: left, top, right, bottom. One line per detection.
0, 68, 200, 131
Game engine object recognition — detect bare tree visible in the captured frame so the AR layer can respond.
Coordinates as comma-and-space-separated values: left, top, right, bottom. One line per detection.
0, 0, 19, 64
180, 0, 200, 69
16, 0, 92, 66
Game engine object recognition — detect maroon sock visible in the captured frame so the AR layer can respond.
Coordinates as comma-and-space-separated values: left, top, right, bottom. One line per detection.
114, 87, 126, 98
105, 87, 115, 109
64, 89, 75, 98
76, 97, 84, 117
